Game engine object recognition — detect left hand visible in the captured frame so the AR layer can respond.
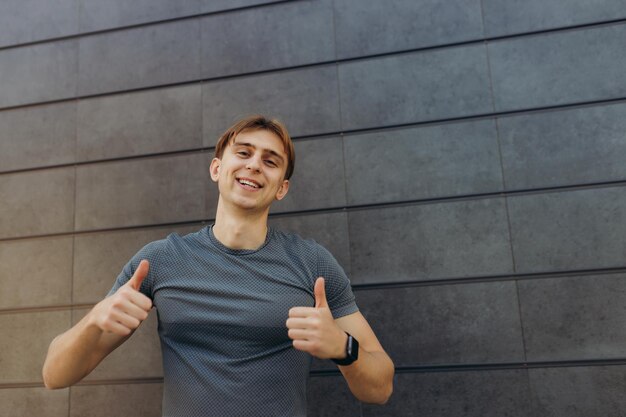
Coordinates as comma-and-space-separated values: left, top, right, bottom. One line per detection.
286, 277, 348, 359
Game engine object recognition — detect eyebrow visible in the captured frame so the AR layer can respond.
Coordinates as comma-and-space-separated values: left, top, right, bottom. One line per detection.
233, 141, 285, 164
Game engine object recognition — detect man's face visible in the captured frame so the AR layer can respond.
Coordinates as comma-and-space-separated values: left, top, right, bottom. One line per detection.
210, 129, 290, 213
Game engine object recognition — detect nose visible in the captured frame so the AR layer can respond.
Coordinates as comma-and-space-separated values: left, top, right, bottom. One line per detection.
246, 155, 262, 172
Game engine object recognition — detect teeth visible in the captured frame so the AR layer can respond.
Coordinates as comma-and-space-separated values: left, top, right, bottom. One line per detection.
238, 179, 259, 188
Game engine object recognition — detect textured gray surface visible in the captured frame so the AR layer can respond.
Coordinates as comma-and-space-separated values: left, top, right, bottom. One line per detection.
339, 44, 492, 130
0, 236, 72, 309
334, 0, 484, 58
272, 137, 346, 213
362, 370, 533, 417
200, 0, 286, 13
529, 365, 626, 416
0, 168, 75, 239
79, 0, 200, 32
344, 120, 503, 205
307, 376, 361, 417
518, 274, 626, 361
489, 24, 626, 111
202, 65, 341, 143
75, 153, 209, 230
508, 186, 626, 273
200, 0, 334, 78
499, 103, 626, 189
0, 387, 68, 417
348, 198, 513, 284
0, 102, 76, 172
0, 40, 77, 108
0, 310, 70, 383
0, 0, 78, 47
483, 0, 626, 37
353, 282, 525, 367
78, 19, 200, 96
77, 85, 202, 161
69, 384, 163, 417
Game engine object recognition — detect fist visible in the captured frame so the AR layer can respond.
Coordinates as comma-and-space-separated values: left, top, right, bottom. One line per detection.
286, 277, 347, 359
90, 260, 153, 336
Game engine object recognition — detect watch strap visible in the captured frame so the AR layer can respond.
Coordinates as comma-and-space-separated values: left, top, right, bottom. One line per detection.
331, 333, 359, 366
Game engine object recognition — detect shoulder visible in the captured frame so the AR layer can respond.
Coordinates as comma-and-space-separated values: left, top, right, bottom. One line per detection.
136, 227, 208, 260
270, 227, 323, 255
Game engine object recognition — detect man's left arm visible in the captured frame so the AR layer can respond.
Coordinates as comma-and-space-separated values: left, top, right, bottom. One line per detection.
287, 277, 394, 404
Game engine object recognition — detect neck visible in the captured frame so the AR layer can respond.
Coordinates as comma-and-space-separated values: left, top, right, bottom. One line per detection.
212, 198, 270, 250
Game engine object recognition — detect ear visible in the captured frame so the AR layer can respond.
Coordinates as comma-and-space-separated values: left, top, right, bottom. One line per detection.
275, 179, 290, 201
209, 158, 221, 182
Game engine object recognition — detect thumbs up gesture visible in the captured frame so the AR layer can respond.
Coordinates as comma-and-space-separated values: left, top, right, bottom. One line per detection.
286, 277, 348, 359
90, 260, 153, 336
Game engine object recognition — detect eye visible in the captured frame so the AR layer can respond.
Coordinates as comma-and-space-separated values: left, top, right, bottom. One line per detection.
265, 160, 277, 167
236, 150, 250, 157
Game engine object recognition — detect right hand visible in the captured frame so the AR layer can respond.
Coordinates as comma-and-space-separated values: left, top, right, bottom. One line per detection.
90, 259, 153, 336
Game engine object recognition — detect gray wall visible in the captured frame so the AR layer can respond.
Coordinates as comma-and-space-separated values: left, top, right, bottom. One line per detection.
1, 1, 626, 416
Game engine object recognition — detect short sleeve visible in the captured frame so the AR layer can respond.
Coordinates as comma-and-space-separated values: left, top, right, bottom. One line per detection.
107, 241, 160, 299
316, 244, 358, 318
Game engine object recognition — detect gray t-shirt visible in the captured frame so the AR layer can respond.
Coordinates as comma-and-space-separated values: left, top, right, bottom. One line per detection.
108, 225, 358, 417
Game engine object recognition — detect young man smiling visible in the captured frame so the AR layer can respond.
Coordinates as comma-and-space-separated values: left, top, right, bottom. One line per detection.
43, 115, 394, 416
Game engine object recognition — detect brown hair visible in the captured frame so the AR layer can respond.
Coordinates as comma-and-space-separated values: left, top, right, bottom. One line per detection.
214, 115, 295, 180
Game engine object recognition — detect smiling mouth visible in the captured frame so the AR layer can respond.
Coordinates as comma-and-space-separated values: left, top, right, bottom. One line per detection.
237, 178, 262, 189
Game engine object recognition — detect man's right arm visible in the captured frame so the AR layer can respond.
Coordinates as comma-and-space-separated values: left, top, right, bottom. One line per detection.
42, 260, 152, 389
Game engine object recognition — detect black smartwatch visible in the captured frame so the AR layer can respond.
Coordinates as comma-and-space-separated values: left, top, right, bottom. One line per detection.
332, 333, 359, 366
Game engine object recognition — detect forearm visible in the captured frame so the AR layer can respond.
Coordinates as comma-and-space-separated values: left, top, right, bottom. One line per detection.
338, 347, 394, 404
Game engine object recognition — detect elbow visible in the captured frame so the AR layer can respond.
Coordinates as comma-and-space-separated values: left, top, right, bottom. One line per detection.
42, 363, 68, 390
366, 383, 393, 405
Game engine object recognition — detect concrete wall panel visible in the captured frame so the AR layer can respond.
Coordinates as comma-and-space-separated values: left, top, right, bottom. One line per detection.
78, 20, 200, 96
200, 0, 334, 78
70, 383, 163, 417
348, 199, 513, 284
0, 168, 75, 239
0, 387, 68, 417
75, 154, 210, 230
0, 0, 78, 47
202, 66, 341, 144
519, 274, 626, 361
508, 187, 626, 273
334, 0, 484, 58
483, 0, 626, 37
307, 376, 360, 417
530, 365, 626, 416
0, 40, 77, 108
79, 0, 200, 32
354, 282, 524, 367
0, 102, 76, 172
339, 45, 492, 130
489, 24, 626, 111
344, 120, 503, 205
499, 103, 626, 189
363, 370, 533, 417
0, 236, 73, 309
77, 85, 202, 161
0, 310, 70, 383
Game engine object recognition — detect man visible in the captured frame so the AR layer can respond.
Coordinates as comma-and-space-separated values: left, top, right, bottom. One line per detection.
43, 115, 394, 416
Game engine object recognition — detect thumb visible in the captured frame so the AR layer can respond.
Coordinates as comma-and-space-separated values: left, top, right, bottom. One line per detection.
314, 277, 328, 308
127, 259, 149, 291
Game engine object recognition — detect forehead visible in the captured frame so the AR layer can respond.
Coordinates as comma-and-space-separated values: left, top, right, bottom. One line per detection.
230, 129, 287, 157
